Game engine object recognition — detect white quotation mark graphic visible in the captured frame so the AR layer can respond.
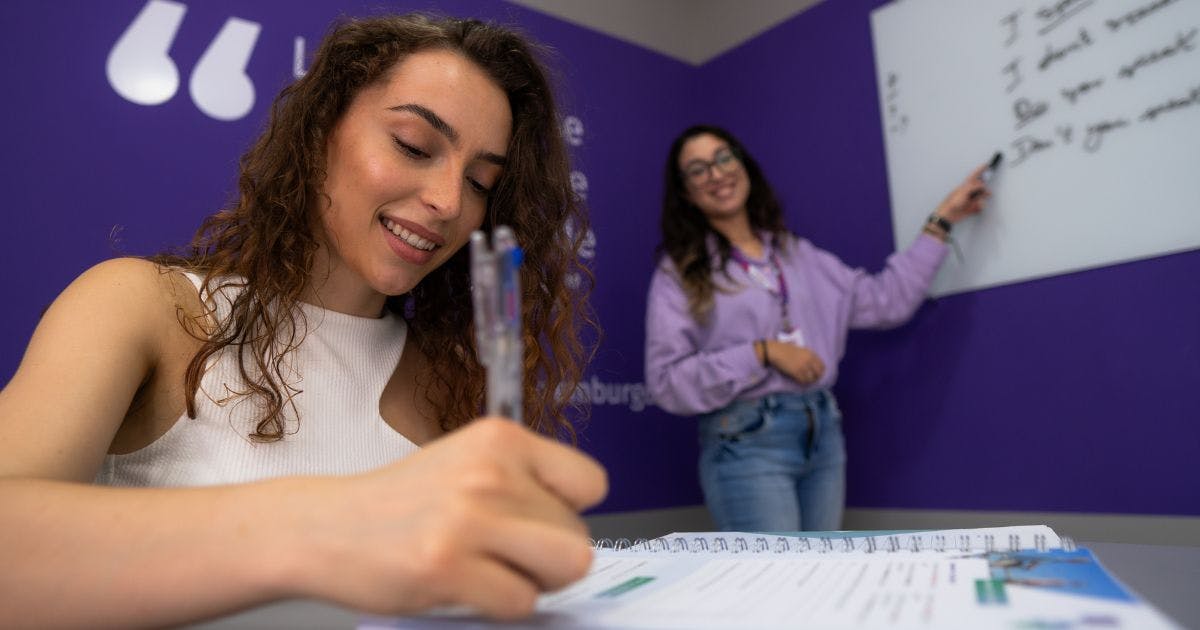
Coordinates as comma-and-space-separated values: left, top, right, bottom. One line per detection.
106, 0, 261, 121
189, 17, 260, 120
106, 0, 185, 105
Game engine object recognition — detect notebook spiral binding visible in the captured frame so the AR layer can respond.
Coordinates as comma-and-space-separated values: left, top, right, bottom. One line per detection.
591, 534, 1077, 554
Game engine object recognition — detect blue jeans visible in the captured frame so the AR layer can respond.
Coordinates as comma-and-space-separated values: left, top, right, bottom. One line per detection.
697, 390, 846, 532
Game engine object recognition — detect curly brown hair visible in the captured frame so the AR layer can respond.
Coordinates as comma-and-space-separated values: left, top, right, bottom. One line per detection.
658, 125, 788, 323
153, 14, 595, 442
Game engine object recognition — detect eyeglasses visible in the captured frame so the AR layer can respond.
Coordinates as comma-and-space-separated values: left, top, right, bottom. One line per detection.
681, 148, 741, 185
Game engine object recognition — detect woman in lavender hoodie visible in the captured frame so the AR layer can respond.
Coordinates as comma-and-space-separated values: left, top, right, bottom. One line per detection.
644, 125, 989, 532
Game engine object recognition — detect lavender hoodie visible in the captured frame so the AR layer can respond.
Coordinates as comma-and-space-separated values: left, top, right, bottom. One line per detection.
645, 232, 948, 416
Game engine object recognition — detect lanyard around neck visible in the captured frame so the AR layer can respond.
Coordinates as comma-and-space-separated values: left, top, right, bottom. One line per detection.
729, 246, 789, 307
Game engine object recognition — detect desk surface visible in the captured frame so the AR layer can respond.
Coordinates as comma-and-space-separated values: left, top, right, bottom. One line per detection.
188, 541, 1200, 629
1085, 541, 1199, 629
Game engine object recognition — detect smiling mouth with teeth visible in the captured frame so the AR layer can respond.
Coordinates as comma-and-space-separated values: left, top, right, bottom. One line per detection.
382, 218, 437, 252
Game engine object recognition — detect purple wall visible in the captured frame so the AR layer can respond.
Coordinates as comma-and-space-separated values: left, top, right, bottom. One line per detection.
1, 0, 1196, 517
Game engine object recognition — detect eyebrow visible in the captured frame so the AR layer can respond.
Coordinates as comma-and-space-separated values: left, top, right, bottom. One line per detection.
388, 103, 507, 167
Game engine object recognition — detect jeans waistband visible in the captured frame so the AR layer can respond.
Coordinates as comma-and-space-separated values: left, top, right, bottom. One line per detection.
756, 389, 832, 412
697, 389, 837, 439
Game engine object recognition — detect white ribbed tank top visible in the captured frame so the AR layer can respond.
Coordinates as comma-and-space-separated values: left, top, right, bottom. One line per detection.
95, 273, 419, 487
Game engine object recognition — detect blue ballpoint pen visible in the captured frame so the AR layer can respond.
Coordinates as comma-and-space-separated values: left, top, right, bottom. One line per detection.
470, 226, 524, 422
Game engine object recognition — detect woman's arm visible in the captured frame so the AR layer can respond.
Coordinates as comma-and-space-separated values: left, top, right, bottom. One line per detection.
0, 258, 167, 480
1, 422, 606, 628
841, 164, 991, 329
0, 260, 606, 627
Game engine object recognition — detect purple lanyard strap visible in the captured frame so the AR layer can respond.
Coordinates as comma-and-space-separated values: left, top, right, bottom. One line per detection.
730, 245, 793, 331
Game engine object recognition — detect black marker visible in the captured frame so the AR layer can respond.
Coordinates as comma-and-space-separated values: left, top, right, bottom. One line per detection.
980, 151, 1003, 183
970, 151, 1003, 199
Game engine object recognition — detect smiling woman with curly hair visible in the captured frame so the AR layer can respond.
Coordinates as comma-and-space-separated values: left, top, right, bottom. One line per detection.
0, 13, 606, 627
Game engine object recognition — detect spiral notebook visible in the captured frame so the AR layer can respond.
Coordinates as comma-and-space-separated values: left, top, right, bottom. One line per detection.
593, 523, 1068, 555
359, 525, 1181, 629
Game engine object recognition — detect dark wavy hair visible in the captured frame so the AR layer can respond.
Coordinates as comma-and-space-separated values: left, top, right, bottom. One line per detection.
658, 125, 788, 322
152, 14, 595, 442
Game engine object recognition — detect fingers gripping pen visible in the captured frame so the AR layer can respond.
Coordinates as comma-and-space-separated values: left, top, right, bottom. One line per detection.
971, 151, 1004, 199
470, 226, 524, 422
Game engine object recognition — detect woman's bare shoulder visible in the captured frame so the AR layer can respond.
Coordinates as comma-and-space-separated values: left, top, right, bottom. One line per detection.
0, 259, 207, 479
44, 258, 210, 370
73, 257, 205, 318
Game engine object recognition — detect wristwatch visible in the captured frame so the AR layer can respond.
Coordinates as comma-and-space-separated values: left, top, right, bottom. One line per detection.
926, 213, 953, 234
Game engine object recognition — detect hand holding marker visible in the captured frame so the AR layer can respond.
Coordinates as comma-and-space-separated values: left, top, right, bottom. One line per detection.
930, 152, 1001, 262
471, 226, 524, 422
971, 151, 1003, 199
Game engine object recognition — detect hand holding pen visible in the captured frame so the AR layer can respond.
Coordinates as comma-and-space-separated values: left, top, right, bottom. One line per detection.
924, 152, 1002, 261
934, 151, 1002, 225
471, 226, 524, 422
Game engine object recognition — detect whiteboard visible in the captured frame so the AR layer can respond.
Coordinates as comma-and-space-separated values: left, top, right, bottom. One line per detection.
870, 0, 1200, 296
